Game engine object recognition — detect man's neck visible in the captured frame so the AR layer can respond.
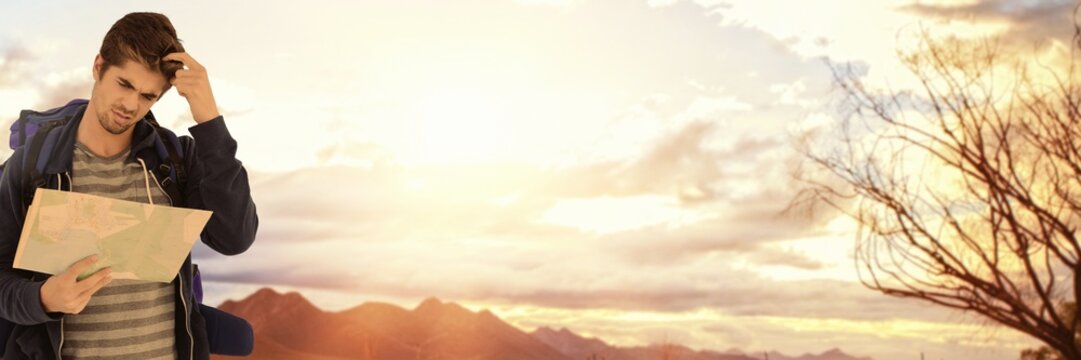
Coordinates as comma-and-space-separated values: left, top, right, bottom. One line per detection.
77, 103, 133, 158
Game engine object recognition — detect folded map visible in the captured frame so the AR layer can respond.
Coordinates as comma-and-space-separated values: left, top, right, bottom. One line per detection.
15, 188, 212, 283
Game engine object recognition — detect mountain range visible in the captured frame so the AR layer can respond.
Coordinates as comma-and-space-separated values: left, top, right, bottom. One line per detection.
210, 288, 872, 360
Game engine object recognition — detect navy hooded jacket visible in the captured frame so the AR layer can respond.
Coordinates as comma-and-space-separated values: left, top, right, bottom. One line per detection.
0, 101, 258, 359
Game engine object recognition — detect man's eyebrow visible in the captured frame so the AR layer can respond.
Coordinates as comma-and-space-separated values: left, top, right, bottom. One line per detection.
117, 77, 161, 100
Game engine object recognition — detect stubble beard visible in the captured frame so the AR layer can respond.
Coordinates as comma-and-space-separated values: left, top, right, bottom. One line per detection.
96, 107, 135, 135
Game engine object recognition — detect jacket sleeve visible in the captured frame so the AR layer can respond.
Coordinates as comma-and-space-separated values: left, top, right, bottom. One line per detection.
0, 149, 63, 325
182, 116, 259, 256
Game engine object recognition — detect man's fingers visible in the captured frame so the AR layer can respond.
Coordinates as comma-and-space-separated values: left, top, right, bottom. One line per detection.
62, 255, 100, 280
170, 78, 197, 87
170, 75, 200, 86
74, 267, 112, 293
77, 272, 112, 299
172, 68, 195, 78
162, 52, 203, 70
161, 52, 186, 62
171, 70, 207, 84
162, 52, 187, 65
173, 67, 205, 75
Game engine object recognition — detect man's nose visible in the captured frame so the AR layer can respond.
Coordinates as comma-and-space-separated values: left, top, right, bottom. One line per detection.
121, 92, 138, 114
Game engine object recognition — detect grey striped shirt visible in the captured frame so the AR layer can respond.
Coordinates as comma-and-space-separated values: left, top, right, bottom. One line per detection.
62, 142, 178, 360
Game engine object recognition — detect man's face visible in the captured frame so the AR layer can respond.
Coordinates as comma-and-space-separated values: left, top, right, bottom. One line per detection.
90, 55, 167, 135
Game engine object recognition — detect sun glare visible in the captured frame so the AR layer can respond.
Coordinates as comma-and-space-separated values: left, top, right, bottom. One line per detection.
402, 88, 510, 166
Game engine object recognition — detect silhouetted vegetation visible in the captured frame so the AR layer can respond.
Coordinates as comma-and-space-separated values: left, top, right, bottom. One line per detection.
796, 13, 1081, 360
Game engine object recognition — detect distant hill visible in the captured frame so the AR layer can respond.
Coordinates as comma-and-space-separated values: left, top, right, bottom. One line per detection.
758, 348, 872, 360
530, 326, 869, 360
531, 325, 757, 360
210, 288, 872, 360
214, 288, 570, 359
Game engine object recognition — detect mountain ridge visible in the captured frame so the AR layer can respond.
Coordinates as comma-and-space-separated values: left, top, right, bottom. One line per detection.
211, 288, 871, 360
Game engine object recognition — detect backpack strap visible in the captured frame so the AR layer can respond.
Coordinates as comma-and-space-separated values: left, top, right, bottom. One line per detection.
8, 100, 87, 206
20, 120, 63, 206
152, 138, 186, 207
143, 113, 187, 207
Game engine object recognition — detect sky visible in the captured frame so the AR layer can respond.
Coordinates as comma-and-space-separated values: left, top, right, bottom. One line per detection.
2, 1, 1078, 359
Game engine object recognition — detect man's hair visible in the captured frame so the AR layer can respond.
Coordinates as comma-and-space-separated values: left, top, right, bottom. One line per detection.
98, 12, 185, 92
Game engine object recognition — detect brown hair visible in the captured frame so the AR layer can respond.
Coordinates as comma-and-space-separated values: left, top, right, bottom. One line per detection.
98, 12, 185, 92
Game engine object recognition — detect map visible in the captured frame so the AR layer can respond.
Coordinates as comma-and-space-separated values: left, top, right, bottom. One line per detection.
14, 188, 212, 283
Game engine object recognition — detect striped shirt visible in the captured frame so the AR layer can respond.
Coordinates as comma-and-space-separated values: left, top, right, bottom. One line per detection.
62, 142, 178, 360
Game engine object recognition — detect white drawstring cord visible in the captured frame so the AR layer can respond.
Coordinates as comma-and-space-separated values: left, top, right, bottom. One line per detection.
136, 158, 155, 205
146, 168, 174, 206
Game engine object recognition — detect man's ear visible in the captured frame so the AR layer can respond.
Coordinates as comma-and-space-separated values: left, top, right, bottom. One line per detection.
92, 54, 104, 81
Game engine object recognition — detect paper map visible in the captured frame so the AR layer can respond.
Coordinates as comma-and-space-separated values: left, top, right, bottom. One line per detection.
14, 188, 212, 283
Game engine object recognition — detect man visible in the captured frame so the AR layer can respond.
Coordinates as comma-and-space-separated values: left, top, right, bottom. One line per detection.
0, 12, 258, 359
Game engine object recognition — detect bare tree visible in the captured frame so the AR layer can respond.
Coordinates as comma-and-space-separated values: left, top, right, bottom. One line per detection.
794, 23, 1081, 359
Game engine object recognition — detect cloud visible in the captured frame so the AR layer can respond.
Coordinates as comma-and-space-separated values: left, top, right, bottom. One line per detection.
534, 121, 798, 203
182, 23, 850, 336
534, 122, 728, 202
749, 247, 825, 270
514, 0, 579, 7
558, 118, 840, 267
201, 245, 949, 322
0, 44, 33, 88
34, 68, 92, 110
315, 141, 397, 169
237, 112, 830, 244
699, 323, 755, 348
903, 0, 1077, 48
597, 205, 821, 267
198, 262, 358, 291
195, 159, 878, 323
0, 43, 92, 113
619, 121, 736, 202
193, 103, 845, 317
647, 0, 681, 7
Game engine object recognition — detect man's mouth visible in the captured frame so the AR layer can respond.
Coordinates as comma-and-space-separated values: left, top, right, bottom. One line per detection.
113, 110, 132, 122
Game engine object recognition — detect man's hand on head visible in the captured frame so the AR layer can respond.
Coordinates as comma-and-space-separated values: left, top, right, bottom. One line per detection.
163, 52, 221, 124
40, 255, 112, 315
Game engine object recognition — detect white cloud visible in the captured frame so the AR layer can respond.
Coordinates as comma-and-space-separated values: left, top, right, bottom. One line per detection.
647, 0, 681, 7
515, 0, 580, 7
677, 95, 751, 120
538, 195, 715, 234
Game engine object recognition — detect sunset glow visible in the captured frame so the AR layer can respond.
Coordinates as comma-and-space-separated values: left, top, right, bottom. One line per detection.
3, 1, 1076, 359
